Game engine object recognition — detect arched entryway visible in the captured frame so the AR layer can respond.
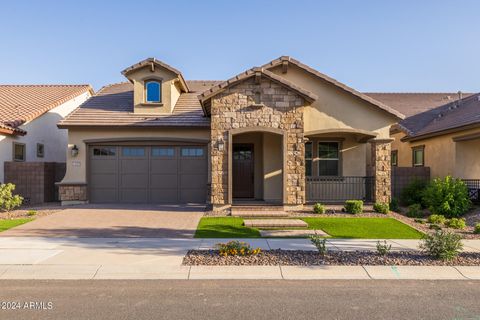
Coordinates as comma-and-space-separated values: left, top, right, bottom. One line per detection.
228, 127, 286, 205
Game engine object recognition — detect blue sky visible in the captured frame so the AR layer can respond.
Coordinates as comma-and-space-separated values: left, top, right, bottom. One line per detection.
0, 0, 478, 92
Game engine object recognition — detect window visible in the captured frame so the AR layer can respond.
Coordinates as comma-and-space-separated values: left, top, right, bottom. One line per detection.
318, 142, 339, 176
13, 142, 25, 161
151, 147, 174, 157
145, 80, 161, 103
412, 146, 424, 167
305, 142, 313, 176
122, 147, 145, 157
391, 150, 398, 167
36, 143, 45, 158
93, 147, 116, 156
181, 148, 204, 157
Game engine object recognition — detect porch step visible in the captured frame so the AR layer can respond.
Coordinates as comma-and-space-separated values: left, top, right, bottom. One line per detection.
260, 229, 328, 237
232, 211, 289, 218
243, 219, 308, 228
232, 205, 284, 211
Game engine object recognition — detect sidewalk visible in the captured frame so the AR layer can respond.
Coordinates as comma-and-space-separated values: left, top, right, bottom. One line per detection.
0, 237, 478, 280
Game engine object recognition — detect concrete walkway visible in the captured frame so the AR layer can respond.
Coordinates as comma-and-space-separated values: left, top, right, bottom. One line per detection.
0, 237, 478, 280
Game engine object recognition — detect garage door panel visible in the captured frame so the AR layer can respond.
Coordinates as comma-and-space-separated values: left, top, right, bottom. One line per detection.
90, 174, 117, 188
90, 189, 117, 203
180, 159, 206, 174
150, 189, 178, 203
120, 159, 148, 174
179, 174, 207, 189
90, 160, 117, 174
151, 160, 177, 174
120, 189, 148, 203
120, 174, 148, 188
180, 188, 206, 203
150, 174, 178, 188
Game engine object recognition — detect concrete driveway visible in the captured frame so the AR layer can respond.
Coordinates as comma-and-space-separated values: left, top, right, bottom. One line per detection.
0, 204, 205, 238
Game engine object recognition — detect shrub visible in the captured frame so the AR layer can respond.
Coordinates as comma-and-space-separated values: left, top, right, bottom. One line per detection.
309, 235, 327, 256
376, 240, 392, 256
474, 223, 480, 234
373, 202, 389, 214
0, 183, 23, 213
428, 214, 446, 225
429, 224, 442, 231
344, 200, 363, 214
400, 179, 428, 207
414, 218, 426, 224
422, 176, 471, 218
26, 210, 37, 217
445, 218, 466, 230
216, 241, 261, 257
419, 230, 463, 261
406, 204, 423, 218
389, 198, 400, 212
313, 203, 325, 214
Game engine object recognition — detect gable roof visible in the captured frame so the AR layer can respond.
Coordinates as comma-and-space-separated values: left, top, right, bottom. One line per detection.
121, 57, 189, 92
58, 81, 212, 128
261, 56, 405, 120
0, 84, 93, 135
365, 92, 473, 118
198, 67, 318, 115
396, 93, 480, 141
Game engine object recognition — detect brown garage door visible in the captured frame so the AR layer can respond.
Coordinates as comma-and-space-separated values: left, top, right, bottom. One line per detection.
89, 145, 207, 204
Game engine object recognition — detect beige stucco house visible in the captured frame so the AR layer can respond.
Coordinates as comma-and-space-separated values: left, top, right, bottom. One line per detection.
391, 93, 480, 180
57, 57, 403, 211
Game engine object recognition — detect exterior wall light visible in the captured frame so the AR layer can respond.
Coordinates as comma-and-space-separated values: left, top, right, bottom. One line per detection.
218, 140, 224, 151
71, 145, 79, 157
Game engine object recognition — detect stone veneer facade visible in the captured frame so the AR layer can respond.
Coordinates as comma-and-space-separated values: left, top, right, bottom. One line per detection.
370, 140, 392, 203
210, 76, 308, 210
59, 184, 88, 203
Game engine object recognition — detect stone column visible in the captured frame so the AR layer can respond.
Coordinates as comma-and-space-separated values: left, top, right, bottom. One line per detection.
369, 139, 393, 204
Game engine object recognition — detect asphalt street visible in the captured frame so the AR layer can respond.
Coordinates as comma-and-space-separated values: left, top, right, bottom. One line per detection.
0, 280, 479, 320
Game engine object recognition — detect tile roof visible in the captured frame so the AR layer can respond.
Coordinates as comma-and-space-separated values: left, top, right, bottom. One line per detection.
0, 85, 92, 134
397, 93, 480, 140
261, 56, 405, 120
58, 81, 212, 128
365, 92, 473, 117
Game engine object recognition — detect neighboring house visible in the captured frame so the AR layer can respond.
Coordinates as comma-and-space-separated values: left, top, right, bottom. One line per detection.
391, 92, 480, 180
0, 85, 93, 202
57, 56, 405, 210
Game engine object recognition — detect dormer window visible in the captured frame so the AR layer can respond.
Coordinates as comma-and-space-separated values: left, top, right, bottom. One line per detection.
145, 80, 161, 103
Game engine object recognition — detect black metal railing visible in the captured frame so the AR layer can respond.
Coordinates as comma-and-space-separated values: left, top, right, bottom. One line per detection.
306, 176, 374, 203
462, 179, 480, 203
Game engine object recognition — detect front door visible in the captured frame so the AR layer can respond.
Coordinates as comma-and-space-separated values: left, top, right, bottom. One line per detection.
232, 144, 254, 198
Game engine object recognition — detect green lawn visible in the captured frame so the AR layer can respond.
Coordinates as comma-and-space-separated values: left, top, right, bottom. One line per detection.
0, 218, 33, 232
195, 217, 423, 239
301, 217, 423, 239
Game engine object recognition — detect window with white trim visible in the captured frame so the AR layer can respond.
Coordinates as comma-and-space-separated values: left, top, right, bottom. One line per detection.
145, 80, 161, 103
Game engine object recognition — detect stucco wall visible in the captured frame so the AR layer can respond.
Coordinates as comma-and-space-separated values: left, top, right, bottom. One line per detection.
60, 127, 210, 184
391, 127, 480, 179
0, 92, 90, 183
263, 133, 283, 201
268, 64, 397, 139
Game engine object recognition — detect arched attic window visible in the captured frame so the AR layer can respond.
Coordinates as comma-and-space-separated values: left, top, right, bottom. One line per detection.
145, 80, 161, 103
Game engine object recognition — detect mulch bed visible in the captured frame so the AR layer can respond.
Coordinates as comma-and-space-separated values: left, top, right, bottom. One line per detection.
183, 249, 480, 266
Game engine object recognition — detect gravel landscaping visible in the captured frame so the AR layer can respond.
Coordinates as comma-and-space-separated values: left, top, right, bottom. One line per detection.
183, 249, 480, 266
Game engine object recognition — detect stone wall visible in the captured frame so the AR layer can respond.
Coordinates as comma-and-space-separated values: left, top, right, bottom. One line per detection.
210, 76, 307, 208
370, 140, 392, 203
58, 184, 88, 202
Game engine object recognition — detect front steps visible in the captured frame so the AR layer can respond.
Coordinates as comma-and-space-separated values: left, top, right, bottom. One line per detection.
259, 229, 328, 237
243, 219, 308, 228
231, 205, 289, 218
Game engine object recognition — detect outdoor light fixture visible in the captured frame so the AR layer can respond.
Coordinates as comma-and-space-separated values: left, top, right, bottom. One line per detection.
71, 145, 79, 157
218, 140, 225, 151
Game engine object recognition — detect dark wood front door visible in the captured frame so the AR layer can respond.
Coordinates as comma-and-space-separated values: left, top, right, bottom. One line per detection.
232, 144, 254, 198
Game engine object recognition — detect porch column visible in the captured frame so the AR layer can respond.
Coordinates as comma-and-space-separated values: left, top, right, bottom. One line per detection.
369, 139, 393, 204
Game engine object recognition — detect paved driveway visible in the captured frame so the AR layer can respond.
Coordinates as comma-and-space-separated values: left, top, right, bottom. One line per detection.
1, 204, 205, 238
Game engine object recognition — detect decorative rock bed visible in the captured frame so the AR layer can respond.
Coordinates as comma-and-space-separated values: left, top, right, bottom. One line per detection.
183, 250, 480, 266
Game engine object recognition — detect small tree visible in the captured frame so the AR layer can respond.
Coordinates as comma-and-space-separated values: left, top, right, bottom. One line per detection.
0, 183, 23, 217
422, 176, 471, 218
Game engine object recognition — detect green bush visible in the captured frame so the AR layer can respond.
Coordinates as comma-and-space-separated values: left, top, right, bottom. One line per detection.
26, 210, 37, 217
474, 223, 480, 234
389, 198, 400, 212
344, 200, 363, 214
414, 218, 426, 224
429, 223, 442, 231
428, 214, 446, 225
216, 241, 261, 256
406, 204, 423, 218
309, 235, 327, 256
419, 230, 463, 261
400, 179, 428, 207
445, 218, 466, 230
373, 202, 389, 214
376, 240, 392, 256
422, 176, 471, 218
313, 203, 325, 214
0, 183, 23, 213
